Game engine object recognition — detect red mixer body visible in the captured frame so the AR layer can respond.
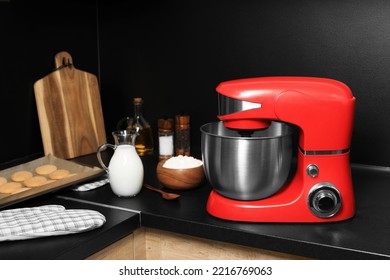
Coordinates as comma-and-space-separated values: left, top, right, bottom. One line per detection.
206, 76, 356, 222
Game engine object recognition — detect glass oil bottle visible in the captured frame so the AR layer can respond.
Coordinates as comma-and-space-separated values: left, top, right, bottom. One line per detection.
126, 97, 154, 156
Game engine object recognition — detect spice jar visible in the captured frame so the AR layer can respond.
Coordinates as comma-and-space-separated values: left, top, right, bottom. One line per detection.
175, 114, 190, 156
158, 118, 174, 161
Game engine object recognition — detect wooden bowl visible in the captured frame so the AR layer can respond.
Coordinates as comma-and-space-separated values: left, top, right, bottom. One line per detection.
156, 159, 205, 190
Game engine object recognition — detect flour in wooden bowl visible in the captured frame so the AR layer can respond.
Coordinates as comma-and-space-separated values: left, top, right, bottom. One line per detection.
157, 156, 205, 190
162, 156, 203, 169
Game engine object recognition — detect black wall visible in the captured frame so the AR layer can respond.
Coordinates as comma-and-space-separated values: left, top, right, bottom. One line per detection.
0, 0, 99, 165
1, 0, 390, 167
98, 0, 390, 167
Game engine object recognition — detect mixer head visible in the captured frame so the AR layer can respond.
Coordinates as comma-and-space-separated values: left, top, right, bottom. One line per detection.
216, 76, 355, 152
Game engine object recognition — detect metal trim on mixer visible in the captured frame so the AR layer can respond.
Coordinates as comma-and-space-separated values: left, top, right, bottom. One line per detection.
308, 183, 342, 218
300, 147, 350, 155
218, 95, 261, 115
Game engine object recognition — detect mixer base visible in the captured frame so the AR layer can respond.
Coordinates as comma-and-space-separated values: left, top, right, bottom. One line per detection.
206, 189, 355, 223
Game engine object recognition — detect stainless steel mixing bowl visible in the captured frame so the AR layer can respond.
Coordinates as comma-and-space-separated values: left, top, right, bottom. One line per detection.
200, 121, 296, 200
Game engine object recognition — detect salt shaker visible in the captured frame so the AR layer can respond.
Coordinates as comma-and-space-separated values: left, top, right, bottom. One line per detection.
158, 118, 174, 161
175, 114, 190, 156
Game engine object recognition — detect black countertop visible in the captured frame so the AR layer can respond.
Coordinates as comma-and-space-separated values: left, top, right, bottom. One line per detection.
1, 153, 390, 259
0, 195, 139, 260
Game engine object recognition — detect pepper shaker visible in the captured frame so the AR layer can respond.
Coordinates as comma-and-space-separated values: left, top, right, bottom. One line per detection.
175, 114, 190, 156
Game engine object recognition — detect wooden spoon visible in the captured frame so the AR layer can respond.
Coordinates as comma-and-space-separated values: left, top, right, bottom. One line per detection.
143, 183, 181, 200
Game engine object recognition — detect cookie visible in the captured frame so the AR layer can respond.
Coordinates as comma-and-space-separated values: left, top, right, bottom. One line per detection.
48, 169, 70, 180
35, 164, 57, 175
11, 171, 33, 182
0, 182, 23, 194
23, 176, 48, 188
0, 177, 7, 186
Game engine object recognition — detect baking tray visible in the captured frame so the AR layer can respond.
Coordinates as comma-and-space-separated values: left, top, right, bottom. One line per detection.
0, 154, 105, 210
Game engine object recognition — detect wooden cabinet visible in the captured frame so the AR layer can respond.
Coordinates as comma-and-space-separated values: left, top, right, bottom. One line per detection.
86, 227, 145, 260
87, 227, 307, 260
86, 234, 136, 260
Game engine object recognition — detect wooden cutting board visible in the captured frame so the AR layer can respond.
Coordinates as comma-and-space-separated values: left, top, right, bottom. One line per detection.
34, 51, 107, 159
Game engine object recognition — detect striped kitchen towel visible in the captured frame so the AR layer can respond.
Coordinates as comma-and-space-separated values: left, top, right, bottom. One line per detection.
0, 205, 106, 241
72, 175, 109, 192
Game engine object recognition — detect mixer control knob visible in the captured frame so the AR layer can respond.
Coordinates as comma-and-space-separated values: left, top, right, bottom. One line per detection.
306, 164, 319, 177
308, 183, 342, 218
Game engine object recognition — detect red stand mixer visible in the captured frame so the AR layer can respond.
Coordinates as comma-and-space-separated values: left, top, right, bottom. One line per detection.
200, 76, 356, 222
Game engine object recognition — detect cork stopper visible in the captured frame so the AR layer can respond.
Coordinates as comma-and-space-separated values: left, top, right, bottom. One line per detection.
158, 118, 174, 132
133, 97, 143, 104
175, 114, 190, 128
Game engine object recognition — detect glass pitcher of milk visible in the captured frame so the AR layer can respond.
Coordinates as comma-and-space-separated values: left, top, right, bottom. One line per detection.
97, 130, 144, 197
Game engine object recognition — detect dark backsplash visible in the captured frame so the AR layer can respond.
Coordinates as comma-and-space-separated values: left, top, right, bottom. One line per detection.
0, 0, 99, 164
1, 0, 389, 167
